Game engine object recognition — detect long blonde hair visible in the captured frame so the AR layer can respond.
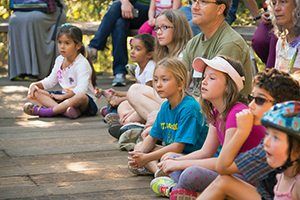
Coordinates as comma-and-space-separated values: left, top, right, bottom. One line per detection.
154, 58, 190, 100
153, 9, 193, 63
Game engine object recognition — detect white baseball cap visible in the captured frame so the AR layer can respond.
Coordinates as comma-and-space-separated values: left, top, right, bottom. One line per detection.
193, 56, 245, 92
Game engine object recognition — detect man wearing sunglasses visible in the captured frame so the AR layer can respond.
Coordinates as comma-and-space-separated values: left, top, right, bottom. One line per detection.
182, 0, 253, 97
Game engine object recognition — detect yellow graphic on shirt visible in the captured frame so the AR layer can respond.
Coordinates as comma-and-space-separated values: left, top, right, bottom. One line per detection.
160, 122, 177, 144
166, 131, 174, 144
161, 122, 178, 130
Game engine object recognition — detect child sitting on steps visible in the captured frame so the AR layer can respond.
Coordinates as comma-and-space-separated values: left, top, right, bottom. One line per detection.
24, 24, 98, 119
127, 58, 208, 176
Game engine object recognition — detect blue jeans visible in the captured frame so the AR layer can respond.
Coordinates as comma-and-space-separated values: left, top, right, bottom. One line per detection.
180, 0, 237, 36
89, 1, 149, 75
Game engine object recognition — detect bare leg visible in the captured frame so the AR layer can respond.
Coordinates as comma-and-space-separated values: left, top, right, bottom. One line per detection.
118, 100, 146, 124
197, 175, 261, 200
52, 93, 89, 114
134, 142, 163, 173
33, 90, 59, 107
33, 91, 89, 114
127, 84, 165, 120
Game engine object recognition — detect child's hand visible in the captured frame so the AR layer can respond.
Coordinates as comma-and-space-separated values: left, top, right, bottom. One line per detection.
128, 155, 138, 168
128, 151, 148, 168
160, 153, 176, 162
50, 94, 65, 102
236, 109, 254, 134
110, 98, 120, 107
27, 84, 39, 100
148, 18, 155, 27
158, 159, 180, 174
107, 88, 117, 95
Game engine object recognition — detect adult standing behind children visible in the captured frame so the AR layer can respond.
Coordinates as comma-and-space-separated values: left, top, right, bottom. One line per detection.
8, 0, 67, 81
251, 1, 278, 69
86, 0, 150, 87
270, 0, 300, 73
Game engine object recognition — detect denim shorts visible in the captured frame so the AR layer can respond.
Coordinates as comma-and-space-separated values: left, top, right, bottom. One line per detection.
48, 91, 98, 116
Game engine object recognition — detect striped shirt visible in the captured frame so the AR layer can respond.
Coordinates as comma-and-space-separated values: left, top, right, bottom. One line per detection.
235, 143, 275, 200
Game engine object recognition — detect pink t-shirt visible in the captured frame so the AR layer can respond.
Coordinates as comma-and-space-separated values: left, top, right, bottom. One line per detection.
213, 103, 266, 154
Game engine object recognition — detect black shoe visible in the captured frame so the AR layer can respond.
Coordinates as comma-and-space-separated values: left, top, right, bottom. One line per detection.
108, 122, 145, 139
119, 122, 145, 135
108, 124, 123, 139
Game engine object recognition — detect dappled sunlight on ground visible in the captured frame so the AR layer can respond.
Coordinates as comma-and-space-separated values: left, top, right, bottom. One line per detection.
1, 85, 28, 93
16, 119, 56, 128
66, 162, 127, 178
0, 93, 28, 102
0, 101, 31, 118
66, 161, 102, 174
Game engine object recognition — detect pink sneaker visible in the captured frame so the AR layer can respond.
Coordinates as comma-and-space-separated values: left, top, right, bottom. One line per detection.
170, 189, 198, 200
100, 106, 108, 117
65, 107, 81, 119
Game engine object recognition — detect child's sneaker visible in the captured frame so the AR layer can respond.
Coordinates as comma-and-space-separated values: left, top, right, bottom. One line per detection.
108, 124, 123, 139
150, 176, 176, 197
86, 46, 98, 64
104, 113, 120, 126
170, 189, 199, 200
125, 64, 137, 78
65, 107, 81, 119
119, 122, 145, 133
100, 106, 108, 117
154, 168, 170, 178
128, 162, 153, 176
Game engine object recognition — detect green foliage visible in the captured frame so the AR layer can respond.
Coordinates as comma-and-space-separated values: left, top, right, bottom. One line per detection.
0, 0, 268, 73
234, 0, 265, 26
0, 0, 12, 19
64, 0, 113, 21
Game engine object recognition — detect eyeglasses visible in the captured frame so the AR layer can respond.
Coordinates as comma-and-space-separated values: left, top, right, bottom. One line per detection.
153, 26, 173, 32
192, 0, 220, 6
248, 94, 275, 106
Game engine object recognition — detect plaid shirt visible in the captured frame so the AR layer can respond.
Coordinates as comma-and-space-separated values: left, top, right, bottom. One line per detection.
235, 143, 275, 200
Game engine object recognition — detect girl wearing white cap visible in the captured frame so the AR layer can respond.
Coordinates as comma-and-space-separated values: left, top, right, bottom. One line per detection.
150, 55, 266, 199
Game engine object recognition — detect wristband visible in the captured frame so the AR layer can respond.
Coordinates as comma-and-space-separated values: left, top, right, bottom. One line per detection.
253, 15, 261, 21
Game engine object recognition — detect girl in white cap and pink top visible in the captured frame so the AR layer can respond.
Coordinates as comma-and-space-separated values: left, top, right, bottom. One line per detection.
150, 55, 266, 199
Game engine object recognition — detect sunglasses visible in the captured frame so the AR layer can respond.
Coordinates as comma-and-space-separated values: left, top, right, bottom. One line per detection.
248, 94, 275, 106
